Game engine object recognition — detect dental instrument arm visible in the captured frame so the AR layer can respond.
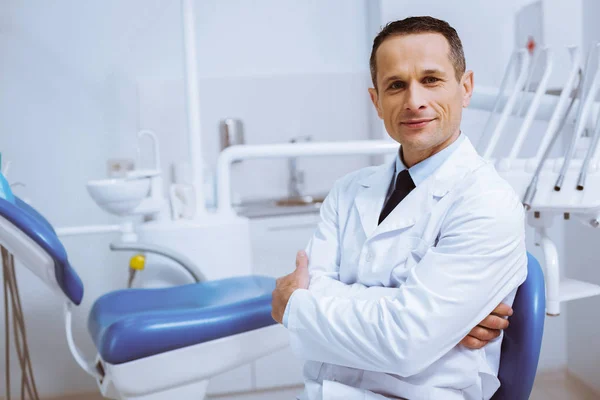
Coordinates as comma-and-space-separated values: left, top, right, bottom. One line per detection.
481, 49, 531, 159
555, 43, 600, 191
523, 66, 583, 208
109, 242, 205, 283
477, 51, 516, 154
286, 187, 526, 378
515, 48, 543, 118
508, 48, 554, 161
532, 47, 582, 165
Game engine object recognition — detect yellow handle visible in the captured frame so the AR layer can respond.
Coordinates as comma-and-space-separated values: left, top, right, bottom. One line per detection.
129, 254, 146, 271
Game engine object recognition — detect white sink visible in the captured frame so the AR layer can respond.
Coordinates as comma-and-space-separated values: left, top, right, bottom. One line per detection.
87, 178, 151, 216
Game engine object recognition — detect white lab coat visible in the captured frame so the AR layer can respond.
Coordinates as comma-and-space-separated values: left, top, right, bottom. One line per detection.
287, 136, 528, 400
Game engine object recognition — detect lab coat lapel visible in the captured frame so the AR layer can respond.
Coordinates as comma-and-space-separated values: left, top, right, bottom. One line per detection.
372, 136, 484, 237
354, 159, 396, 238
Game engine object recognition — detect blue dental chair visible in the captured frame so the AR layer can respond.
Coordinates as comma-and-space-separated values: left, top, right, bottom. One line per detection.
0, 193, 287, 399
492, 253, 546, 400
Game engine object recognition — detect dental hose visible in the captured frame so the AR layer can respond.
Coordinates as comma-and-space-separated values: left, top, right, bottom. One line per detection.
2, 246, 40, 400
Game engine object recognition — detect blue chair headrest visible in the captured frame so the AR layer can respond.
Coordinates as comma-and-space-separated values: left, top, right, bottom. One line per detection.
0, 196, 84, 305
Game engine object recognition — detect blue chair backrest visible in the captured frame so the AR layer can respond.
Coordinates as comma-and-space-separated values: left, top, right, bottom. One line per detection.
492, 252, 545, 400
0, 196, 84, 305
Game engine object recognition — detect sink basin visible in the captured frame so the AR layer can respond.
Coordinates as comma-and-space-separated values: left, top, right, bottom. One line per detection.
87, 178, 151, 216
274, 195, 325, 207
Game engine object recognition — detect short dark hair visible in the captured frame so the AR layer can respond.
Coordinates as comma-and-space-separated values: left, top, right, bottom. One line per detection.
369, 16, 466, 88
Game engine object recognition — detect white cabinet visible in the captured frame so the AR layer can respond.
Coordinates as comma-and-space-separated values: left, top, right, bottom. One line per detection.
249, 213, 321, 277
207, 212, 320, 395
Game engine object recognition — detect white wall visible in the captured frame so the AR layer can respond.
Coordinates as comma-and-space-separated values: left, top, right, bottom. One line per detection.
0, 1, 373, 397
543, 0, 583, 89
137, 72, 375, 203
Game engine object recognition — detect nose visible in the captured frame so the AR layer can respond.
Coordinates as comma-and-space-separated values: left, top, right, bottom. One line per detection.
404, 85, 428, 111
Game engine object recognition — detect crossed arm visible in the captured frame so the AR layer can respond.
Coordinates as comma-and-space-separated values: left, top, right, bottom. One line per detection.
272, 251, 513, 349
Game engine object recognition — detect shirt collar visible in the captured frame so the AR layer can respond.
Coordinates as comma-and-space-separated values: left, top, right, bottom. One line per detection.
396, 133, 465, 186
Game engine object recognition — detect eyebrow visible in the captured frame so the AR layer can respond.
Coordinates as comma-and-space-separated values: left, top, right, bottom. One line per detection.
422, 68, 445, 75
382, 69, 446, 85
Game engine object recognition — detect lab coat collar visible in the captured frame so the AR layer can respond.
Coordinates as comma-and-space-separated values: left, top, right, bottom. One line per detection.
355, 135, 484, 238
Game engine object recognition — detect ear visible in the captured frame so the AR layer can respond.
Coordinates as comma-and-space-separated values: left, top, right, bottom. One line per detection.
461, 70, 474, 108
368, 87, 384, 119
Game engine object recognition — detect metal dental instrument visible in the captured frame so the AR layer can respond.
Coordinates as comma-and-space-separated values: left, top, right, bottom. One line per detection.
576, 110, 600, 190
577, 46, 600, 190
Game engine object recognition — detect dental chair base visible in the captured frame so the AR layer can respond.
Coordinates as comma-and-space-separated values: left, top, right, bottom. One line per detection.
95, 325, 288, 400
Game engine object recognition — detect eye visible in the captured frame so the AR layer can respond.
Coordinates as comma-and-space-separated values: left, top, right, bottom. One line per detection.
423, 76, 440, 84
389, 81, 405, 90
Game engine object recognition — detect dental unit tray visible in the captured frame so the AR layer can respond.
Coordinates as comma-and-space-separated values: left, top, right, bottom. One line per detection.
499, 158, 600, 214
478, 45, 600, 315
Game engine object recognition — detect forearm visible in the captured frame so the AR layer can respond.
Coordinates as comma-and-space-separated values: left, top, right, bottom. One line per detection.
309, 274, 397, 300
289, 249, 526, 377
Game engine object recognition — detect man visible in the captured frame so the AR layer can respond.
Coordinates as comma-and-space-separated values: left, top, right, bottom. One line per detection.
272, 16, 527, 400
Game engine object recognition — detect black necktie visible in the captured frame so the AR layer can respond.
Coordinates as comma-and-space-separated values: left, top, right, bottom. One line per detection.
378, 169, 416, 225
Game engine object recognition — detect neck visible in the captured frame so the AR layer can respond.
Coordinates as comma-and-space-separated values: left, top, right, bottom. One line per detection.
402, 129, 461, 168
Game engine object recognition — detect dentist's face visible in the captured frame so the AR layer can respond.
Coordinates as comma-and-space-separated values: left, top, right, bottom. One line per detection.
368, 33, 473, 167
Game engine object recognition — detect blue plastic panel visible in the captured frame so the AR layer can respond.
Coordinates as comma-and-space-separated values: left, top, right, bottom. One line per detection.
88, 275, 277, 364
0, 196, 84, 305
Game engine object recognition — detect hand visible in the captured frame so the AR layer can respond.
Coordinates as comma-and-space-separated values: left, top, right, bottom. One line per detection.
271, 250, 310, 324
460, 303, 513, 349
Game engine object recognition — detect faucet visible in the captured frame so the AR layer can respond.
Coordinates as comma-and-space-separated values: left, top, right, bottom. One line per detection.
288, 135, 312, 198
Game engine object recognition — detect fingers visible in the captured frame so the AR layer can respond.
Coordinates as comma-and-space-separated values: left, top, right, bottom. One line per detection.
479, 314, 510, 330
463, 305, 512, 350
295, 250, 308, 270
460, 335, 488, 350
468, 325, 502, 342
491, 302, 513, 318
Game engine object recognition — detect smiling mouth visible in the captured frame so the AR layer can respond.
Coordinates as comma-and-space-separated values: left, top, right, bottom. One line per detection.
400, 119, 435, 129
